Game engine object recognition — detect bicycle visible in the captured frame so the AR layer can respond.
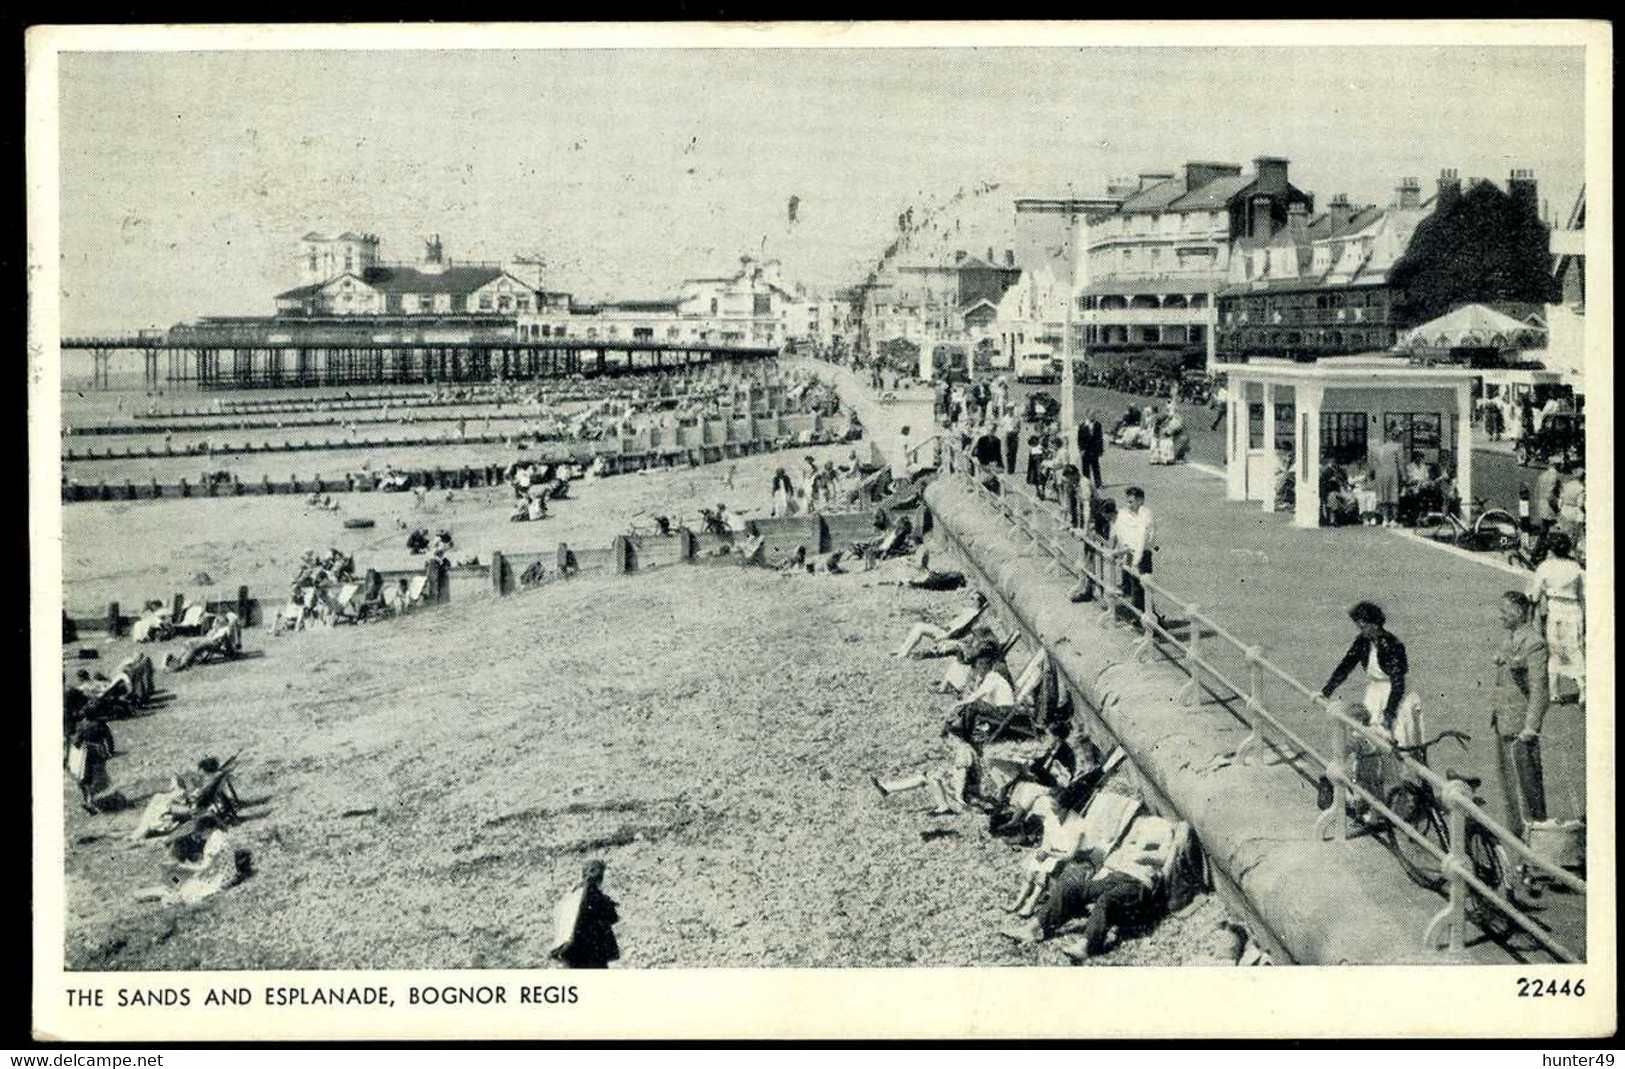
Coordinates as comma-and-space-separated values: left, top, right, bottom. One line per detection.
1413, 505, 1521, 554
1382, 729, 1517, 940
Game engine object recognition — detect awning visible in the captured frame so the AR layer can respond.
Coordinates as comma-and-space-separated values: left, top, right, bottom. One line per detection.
1397, 303, 1547, 352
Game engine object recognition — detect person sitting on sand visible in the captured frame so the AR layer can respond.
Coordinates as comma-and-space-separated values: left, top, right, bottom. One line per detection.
872, 707, 1043, 817
149, 814, 252, 906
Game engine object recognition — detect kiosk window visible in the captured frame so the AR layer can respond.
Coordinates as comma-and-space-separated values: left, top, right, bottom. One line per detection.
1385, 412, 1442, 461
1321, 412, 1368, 464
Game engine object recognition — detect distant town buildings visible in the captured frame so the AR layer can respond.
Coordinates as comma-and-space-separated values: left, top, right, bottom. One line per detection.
1215, 169, 1557, 363
1075, 157, 1315, 368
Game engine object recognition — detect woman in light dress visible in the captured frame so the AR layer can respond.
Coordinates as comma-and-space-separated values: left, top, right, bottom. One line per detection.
1370, 429, 1405, 526
1529, 531, 1585, 698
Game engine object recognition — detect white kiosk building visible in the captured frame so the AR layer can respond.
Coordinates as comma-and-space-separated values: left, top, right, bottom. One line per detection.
1222, 356, 1495, 529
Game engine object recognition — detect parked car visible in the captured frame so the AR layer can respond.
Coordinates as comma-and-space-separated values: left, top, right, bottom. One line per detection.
1016, 350, 1059, 383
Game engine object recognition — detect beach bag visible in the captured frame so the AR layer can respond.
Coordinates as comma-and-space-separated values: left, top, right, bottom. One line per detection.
1526, 820, 1584, 870
67, 743, 88, 780
550, 886, 586, 956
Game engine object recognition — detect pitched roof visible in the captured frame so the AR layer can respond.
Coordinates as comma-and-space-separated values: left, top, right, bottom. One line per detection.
1118, 178, 1188, 213
359, 265, 508, 295
275, 282, 325, 300
1170, 174, 1255, 211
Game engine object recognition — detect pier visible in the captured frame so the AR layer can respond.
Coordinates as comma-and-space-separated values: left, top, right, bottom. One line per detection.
59, 334, 779, 391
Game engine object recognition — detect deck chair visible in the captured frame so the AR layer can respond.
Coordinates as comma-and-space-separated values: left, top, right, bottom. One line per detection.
404, 575, 429, 610
984, 651, 1050, 742
172, 602, 209, 636
328, 583, 362, 626
270, 600, 303, 635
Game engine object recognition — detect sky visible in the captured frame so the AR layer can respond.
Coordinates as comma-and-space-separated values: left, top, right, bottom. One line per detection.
55, 44, 1587, 334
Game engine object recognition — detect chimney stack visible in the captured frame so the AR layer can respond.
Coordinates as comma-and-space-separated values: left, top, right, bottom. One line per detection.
1395, 176, 1421, 210
1508, 168, 1539, 218
986, 247, 995, 264
1436, 168, 1462, 215
1287, 203, 1309, 245
954, 250, 967, 264
1252, 156, 1290, 197
1249, 194, 1274, 240
1326, 194, 1353, 235
1005, 249, 1015, 268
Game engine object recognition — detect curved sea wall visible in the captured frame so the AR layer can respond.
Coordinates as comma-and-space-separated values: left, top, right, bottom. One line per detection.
925, 473, 1474, 966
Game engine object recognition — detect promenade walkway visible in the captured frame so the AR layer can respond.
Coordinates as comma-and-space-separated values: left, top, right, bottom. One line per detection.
812, 357, 1589, 960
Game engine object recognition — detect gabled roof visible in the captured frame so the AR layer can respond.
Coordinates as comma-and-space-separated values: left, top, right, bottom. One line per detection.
1170, 174, 1255, 211
360, 265, 509, 296
301, 231, 326, 241
275, 282, 325, 301
959, 296, 999, 315
1118, 178, 1188, 213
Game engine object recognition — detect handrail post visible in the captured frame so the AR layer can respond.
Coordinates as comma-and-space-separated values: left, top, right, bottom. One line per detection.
1315, 699, 1351, 842
1098, 544, 1119, 625
1177, 603, 1202, 706
1130, 561, 1156, 661
1424, 781, 1473, 953
1237, 645, 1266, 764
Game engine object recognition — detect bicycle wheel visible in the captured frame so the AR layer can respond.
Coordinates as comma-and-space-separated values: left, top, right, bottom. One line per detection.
1414, 513, 1463, 544
1387, 783, 1449, 892
1465, 825, 1518, 941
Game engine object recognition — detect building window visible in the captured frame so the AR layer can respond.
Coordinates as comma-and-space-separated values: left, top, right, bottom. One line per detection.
308, 254, 318, 273
498, 295, 513, 312
710, 298, 719, 315
479, 295, 493, 311
386, 294, 402, 313
517, 297, 531, 312
344, 253, 353, 272
1385, 412, 1443, 461
1321, 412, 1368, 465
451, 295, 468, 313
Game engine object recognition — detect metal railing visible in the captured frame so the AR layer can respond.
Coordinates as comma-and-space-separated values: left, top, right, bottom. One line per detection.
915, 431, 1586, 962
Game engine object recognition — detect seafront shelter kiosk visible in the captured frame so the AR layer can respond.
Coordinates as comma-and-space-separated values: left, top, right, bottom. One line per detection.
1222, 355, 1490, 528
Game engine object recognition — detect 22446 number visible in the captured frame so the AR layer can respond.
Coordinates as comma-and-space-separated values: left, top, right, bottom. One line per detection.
1517, 978, 1587, 998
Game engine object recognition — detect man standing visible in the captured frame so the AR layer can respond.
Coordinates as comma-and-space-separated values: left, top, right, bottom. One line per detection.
998, 407, 1021, 476
973, 422, 1004, 472
550, 860, 621, 969
1077, 409, 1105, 489
1114, 486, 1156, 628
